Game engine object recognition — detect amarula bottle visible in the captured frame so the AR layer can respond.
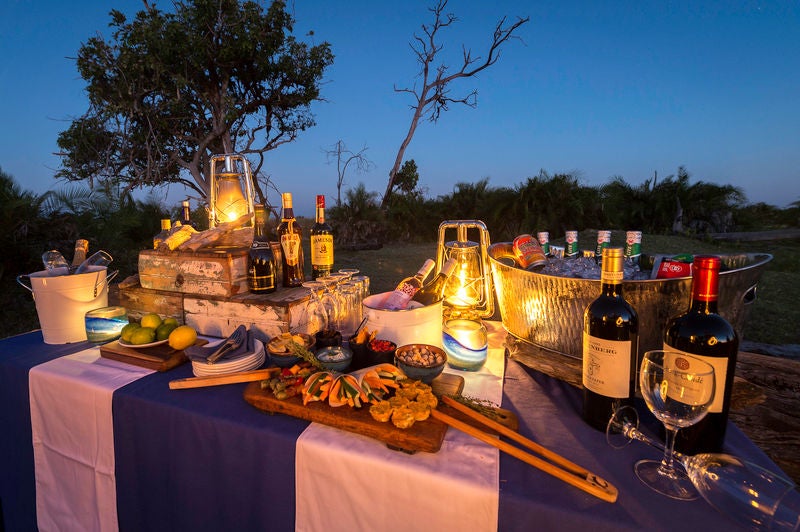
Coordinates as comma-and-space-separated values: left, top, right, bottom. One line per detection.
247, 204, 277, 294
412, 258, 457, 306
310, 194, 334, 279
664, 255, 738, 454
382, 259, 435, 310
582, 247, 639, 431
278, 192, 305, 287
153, 219, 171, 250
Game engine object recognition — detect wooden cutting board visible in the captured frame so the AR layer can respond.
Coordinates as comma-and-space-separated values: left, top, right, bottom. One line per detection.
99, 338, 208, 371
244, 372, 519, 453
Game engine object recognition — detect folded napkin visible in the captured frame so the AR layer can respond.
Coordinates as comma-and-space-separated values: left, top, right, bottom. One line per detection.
185, 327, 254, 363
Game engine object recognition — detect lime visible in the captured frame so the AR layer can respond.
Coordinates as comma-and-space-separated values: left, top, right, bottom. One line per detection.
140, 313, 162, 329
169, 325, 198, 351
120, 323, 141, 343
130, 326, 157, 345
156, 321, 178, 341
162, 317, 179, 328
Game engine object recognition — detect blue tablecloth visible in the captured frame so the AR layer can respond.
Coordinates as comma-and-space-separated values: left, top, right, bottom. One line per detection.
1, 331, 783, 531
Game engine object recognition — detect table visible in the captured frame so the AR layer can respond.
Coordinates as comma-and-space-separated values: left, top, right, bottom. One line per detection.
0, 327, 785, 531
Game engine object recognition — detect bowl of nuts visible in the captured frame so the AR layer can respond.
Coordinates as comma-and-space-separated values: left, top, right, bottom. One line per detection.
394, 343, 447, 384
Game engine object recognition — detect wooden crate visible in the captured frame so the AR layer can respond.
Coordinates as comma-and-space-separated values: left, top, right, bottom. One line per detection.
110, 275, 185, 324
138, 248, 250, 298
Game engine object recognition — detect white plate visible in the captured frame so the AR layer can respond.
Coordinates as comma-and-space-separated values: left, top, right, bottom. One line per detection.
192, 341, 265, 377
119, 338, 169, 349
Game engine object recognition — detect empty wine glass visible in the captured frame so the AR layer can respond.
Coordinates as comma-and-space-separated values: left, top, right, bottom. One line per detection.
636, 349, 715, 500
42, 250, 70, 276
301, 281, 329, 334
607, 406, 800, 530
74, 250, 113, 274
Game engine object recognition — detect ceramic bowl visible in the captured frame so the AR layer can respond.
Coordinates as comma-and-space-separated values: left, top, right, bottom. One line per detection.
315, 345, 353, 372
267, 332, 315, 368
315, 329, 342, 349
394, 343, 446, 384
366, 338, 397, 366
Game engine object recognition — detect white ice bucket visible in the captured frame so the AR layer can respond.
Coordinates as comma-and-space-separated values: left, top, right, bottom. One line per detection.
362, 292, 443, 349
17, 266, 118, 344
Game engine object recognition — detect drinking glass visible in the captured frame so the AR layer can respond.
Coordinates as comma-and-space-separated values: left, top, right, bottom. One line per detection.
352, 274, 370, 300
75, 250, 113, 274
338, 268, 360, 280
607, 406, 800, 530
301, 281, 330, 334
319, 276, 344, 332
635, 350, 716, 500
42, 250, 70, 276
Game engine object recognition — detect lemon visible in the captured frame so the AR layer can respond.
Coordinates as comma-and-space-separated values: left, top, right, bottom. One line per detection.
130, 326, 157, 345
156, 321, 178, 341
168, 325, 198, 351
140, 313, 162, 329
120, 323, 141, 343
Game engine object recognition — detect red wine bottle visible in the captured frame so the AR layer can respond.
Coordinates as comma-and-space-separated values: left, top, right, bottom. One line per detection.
582, 247, 639, 431
664, 255, 738, 454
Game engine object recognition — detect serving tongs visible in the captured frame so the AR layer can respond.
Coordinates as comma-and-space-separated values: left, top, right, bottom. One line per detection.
206, 325, 247, 364
431, 395, 619, 503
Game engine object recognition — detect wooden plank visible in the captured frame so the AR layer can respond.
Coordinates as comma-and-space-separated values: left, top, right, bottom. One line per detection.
169, 368, 280, 389
99, 338, 208, 372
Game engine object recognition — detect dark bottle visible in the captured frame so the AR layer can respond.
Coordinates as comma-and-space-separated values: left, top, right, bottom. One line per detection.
277, 192, 305, 288
181, 200, 198, 229
411, 258, 457, 306
582, 247, 639, 431
247, 204, 277, 294
664, 255, 738, 454
310, 194, 334, 280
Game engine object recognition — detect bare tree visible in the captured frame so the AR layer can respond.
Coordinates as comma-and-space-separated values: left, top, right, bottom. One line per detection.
325, 140, 374, 206
381, 0, 529, 208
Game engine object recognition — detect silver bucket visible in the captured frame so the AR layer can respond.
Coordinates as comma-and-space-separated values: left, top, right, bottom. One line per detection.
489, 247, 772, 360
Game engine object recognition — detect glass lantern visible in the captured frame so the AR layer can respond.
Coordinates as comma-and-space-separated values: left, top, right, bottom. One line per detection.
208, 154, 256, 227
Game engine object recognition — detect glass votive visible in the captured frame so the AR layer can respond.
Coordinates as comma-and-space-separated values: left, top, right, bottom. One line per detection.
442, 317, 488, 371
352, 274, 370, 299
85, 306, 128, 344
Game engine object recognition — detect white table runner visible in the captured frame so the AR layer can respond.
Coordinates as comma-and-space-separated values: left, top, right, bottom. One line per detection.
29, 347, 154, 532
295, 322, 507, 532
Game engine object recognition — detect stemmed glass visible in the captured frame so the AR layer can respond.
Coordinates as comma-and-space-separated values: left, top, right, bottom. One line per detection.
300, 281, 330, 334
636, 349, 715, 500
607, 406, 800, 530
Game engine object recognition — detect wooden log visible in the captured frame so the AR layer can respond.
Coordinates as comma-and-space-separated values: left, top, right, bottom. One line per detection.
505, 335, 800, 483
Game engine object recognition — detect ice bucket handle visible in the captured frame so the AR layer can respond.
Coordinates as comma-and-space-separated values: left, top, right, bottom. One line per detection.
94, 270, 119, 297
742, 283, 758, 305
16, 274, 33, 293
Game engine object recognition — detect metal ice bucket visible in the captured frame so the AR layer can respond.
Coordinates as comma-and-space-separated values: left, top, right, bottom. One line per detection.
489, 246, 772, 360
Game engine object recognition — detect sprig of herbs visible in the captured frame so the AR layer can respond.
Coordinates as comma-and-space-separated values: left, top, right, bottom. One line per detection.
445, 394, 504, 422
288, 340, 326, 371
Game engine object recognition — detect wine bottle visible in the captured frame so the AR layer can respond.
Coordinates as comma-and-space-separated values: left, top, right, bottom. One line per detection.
153, 219, 171, 250
310, 194, 334, 280
664, 255, 739, 454
382, 259, 435, 310
277, 192, 305, 288
582, 247, 639, 431
412, 258, 457, 306
247, 204, 277, 294
181, 200, 197, 229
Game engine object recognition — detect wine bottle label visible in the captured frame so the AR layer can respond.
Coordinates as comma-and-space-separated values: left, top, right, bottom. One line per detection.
251, 241, 271, 249
281, 233, 301, 266
311, 234, 334, 266
582, 333, 632, 398
663, 346, 728, 413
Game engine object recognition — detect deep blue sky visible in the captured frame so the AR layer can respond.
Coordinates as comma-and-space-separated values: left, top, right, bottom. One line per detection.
1, 0, 798, 217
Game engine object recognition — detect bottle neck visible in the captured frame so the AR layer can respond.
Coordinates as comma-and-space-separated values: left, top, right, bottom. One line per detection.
254, 207, 268, 239
315, 206, 325, 224
282, 207, 295, 221
690, 262, 720, 313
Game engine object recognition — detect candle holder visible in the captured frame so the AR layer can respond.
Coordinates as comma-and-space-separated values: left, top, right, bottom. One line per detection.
208, 154, 256, 227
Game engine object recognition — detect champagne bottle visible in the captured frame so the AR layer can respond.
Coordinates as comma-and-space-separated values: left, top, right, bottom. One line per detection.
181, 200, 197, 229
71, 239, 89, 271
382, 259, 435, 310
412, 258, 457, 306
582, 247, 639, 431
247, 204, 277, 294
664, 255, 739, 454
153, 219, 171, 250
278, 192, 305, 287
310, 194, 334, 280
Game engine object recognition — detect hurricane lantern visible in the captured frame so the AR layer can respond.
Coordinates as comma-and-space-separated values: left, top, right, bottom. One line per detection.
436, 220, 494, 318
208, 154, 256, 228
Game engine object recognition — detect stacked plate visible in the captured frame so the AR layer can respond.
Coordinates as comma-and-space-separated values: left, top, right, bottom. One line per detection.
192, 339, 266, 377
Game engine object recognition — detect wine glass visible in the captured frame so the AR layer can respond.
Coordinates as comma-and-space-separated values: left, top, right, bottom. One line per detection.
300, 281, 329, 334
74, 250, 113, 274
636, 349, 715, 500
607, 407, 800, 530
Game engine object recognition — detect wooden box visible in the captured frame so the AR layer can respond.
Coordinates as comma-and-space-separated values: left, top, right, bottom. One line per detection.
138, 248, 250, 298
110, 275, 185, 324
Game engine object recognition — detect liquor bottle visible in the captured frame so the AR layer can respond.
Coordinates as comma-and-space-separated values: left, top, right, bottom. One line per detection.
537, 231, 551, 256
594, 230, 611, 263
310, 194, 334, 280
181, 200, 197, 229
564, 230, 579, 259
277, 192, 305, 287
153, 219, 171, 250
512, 234, 547, 271
382, 259, 435, 310
664, 255, 739, 454
582, 247, 639, 431
412, 258, 457, 306
247, 204, 277, 294
71, 239, 89, 271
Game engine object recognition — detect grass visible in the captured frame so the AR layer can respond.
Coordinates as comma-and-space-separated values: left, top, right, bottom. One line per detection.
3, 230, 798, 346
